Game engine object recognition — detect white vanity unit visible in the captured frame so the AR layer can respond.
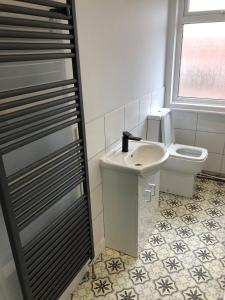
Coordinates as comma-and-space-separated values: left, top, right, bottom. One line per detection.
100, 141, 168, 257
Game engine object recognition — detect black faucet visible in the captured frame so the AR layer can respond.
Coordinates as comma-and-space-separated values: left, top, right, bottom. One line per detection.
122, 131, 142, 152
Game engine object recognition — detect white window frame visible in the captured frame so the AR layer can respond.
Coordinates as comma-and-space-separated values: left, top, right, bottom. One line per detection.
165, 0, 225, 114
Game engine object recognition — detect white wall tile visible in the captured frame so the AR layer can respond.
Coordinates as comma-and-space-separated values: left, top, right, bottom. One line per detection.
173, 111, 197, 130
86, 116, 105, 159
151, 87, 165, 110
197, 113, 225, 133
88, 150, 105, 191
174, 129, 195, 146
195, 131, 225, 154
105, 106, 124, 147
138, 121, 147, 140
139, 94, 151, 124
93, 211, 105, 248
221, 156, 225, 174
90, 184, 103, 220
203, 153, 223, 173
125, 101, 139, 131
130, 126, 139, 137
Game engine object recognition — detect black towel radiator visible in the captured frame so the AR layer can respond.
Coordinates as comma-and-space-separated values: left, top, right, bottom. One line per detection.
0, 1, 94, 299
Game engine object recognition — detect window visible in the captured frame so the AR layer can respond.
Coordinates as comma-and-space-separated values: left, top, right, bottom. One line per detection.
188, 0, 225, 12
170, 0, 225, 111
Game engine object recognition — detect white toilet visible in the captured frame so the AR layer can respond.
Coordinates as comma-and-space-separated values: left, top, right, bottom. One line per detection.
147, 108, 208, 197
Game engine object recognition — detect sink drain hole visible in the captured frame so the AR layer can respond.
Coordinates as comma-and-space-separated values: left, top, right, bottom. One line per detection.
135, 163, 142, 166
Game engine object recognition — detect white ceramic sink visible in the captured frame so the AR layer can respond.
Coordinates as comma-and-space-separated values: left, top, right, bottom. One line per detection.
100, 140, 169, 175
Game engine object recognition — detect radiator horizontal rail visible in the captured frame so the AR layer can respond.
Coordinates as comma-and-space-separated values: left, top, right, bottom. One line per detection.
17, 174, 85, 230
29, 224, 90, 285
43, 253, 89, 300
19, 0, 71, 9
0, 42, 74, 51
0, 4, 71, 20
0, 87, 77, 111
0, 118, 80, 155
7, 139, 82, 183
13, 157, 84, 206
0, 16, 72, 30
27, 208, 89, 274
0, 53, 75, 63
0, 79, 76, 100
0, 29, 73, 40
10, 151, 83, 194
32, 242, 90, 298
23, 195, 87, 258
0, 104, 79, 134
0, 110, 78, 145
0, 95, 78, 122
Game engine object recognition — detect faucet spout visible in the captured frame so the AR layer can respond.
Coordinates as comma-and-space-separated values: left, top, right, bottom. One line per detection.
122, 131, 141, 152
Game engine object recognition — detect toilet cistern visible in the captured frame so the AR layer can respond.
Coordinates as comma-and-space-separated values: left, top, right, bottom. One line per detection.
122, 131, 142, 152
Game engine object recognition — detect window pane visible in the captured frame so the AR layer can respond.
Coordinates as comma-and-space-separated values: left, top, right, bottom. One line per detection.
179, 22, 225, 100
189, 0, 225, 12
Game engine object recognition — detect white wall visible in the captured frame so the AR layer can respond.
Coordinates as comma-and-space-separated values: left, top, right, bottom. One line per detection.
75, 0, 169, 257
173, 110, 225, 175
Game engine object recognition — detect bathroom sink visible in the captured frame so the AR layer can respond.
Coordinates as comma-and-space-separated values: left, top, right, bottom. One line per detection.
100, 140, 169, 175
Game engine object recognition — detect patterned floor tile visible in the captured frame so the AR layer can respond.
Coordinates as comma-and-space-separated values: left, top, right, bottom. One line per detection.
154, 276, 177, 296
161, 209, 177, 219
72, 178, 225, 300
176, 226, 194, 238
162, 256, 183, 273
91, 277, 113, 297
185, 203, 202, 213
189, 265, 212, 283
129, 267, 150, 285
105, 258, 125, 274
194, 247, 216, 263
182, 286, 207, 300
139, 248, 158, 264
116, 288, 139, 300
170, 240, 190, 254
181, 214, 198, 225
148, 234, 165, 247
202, 219, 221, 231
206, 208, 223, 218
218, 276, 225, 289
155, 220, 172, 232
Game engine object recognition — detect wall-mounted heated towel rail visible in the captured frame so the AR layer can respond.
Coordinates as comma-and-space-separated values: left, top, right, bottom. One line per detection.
0, 1, 94, 299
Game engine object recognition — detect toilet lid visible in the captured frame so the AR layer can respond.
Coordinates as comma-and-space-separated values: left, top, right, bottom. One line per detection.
161, 111, 175, 147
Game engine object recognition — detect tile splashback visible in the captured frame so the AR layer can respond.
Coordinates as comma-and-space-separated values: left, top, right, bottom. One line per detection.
173, 111, 225, 175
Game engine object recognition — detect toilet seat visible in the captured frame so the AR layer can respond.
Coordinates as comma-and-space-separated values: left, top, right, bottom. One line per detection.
168, 144, 208, 162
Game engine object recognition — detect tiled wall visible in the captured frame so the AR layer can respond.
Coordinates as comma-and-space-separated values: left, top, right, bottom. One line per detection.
173, 111, 225, 175
87, 89, 165, 257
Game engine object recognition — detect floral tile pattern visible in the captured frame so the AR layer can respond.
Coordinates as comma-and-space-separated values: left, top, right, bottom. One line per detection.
154, 276, 177, 296
104, 258, 124, 275
139, 248, 158, 264
129, 266, 150, 285
72, 178, 225, 300
189, 265, 212, 283
162, 256, 183, 273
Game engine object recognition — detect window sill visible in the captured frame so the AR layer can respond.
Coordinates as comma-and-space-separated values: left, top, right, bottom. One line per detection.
169, 101, 225, 115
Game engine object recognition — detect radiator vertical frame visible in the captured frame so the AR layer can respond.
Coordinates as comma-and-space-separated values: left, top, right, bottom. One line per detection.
0, 1, 95, 299
68, 0, 95, 260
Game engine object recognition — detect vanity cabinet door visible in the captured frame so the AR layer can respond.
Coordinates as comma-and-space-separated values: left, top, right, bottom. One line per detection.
138, 172, 160, 251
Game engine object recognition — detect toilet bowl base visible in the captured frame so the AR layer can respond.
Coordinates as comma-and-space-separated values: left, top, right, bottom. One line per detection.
160, 169, 195, 198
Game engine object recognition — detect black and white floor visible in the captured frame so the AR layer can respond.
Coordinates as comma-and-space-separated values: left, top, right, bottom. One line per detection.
72, 178, 225, 300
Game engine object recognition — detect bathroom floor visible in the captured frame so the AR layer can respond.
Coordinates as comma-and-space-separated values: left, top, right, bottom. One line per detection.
72, 178, 225, 300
